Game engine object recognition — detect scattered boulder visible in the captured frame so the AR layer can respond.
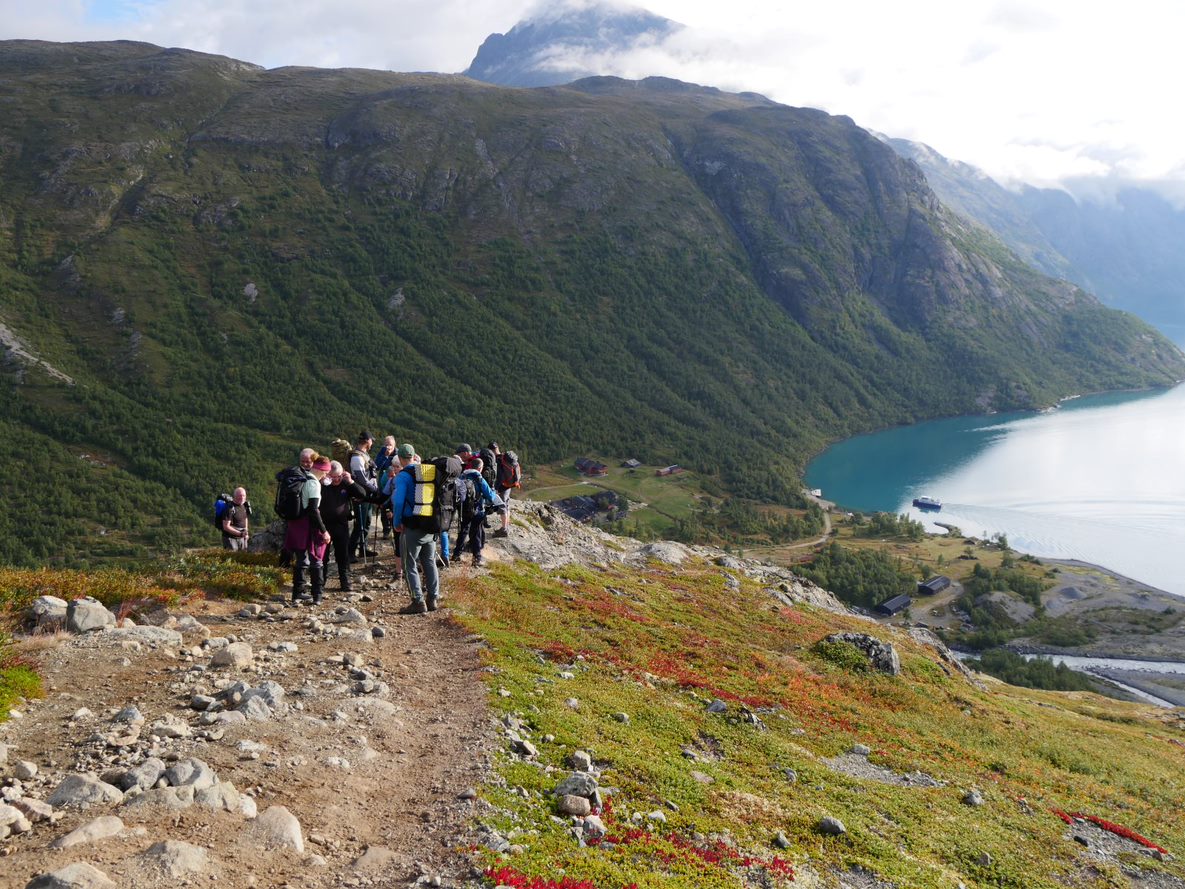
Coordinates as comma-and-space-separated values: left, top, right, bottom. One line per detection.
818, 815, 847, 835
637, 541, 689, 565
26, 863, 116, 889
14, 760, 38, 779
66, 598, 115, 634
28, 595, 68, 629
49, 815, 124, 849
163, 758, 217, 791
251, 805, 304, 853
582, 814, 607, 841
138, 840, 209, 877
120, 785, 196, 812
820, 633, 900, 676
554, 772, 598, 798
963, 789, 985, 807
850, 744, 871, 757
194, 781, 242, 813
353, 845, 399, 872
211, 642, 253, 668
706, 699, 728, 714
13, 798, 55, 823
569, 750, 592, 772
0, 803, 32, 837
774, 831, 792, 849
557, 794, 591, 816
47, 774, 124, 809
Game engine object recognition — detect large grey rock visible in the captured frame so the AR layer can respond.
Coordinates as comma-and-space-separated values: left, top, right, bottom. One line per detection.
242, 680, 286, 711
47, 774, 124, 809
250, 805, 304, 853
0, 803, 32, 835
637, 541, 689, 565
554, 772, 598, 798
818, 815, 847, 835
557, 794, 591, 816
49, 815, 124, 849
118, 758, 166, 792
138, 840, 209, 877
163, 758, 216, 791
13, 798, 54, 823
103, 626, 183, 646
211, 642, 253, 668
29, 595, 68, 628
66, 598, 115, 634
120, 784, 195, 811
25, 863, 116, 888
821, 632, 901, 675
194, 781, 241, 813
239, 697, 274, 721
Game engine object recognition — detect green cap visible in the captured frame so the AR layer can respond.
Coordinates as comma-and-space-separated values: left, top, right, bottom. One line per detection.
397, 443, 415, 458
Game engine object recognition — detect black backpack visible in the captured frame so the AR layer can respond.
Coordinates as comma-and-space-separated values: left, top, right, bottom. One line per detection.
402, 455, 463, 533
274, 467, 308, 520
459, 476, 478, 522
479, 448, 498, 489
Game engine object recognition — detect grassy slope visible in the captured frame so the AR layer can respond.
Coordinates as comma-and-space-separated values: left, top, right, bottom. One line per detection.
448, 549, 1185, 888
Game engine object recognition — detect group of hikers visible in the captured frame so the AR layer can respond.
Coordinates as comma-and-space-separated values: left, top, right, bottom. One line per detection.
221, 433, 523, 612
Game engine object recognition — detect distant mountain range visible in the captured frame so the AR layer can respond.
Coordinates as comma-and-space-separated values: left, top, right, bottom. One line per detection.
464, 3, 681, 88
0, 39, 1180, 566
884, 139, 1185, 347
465, 3, 1185, 348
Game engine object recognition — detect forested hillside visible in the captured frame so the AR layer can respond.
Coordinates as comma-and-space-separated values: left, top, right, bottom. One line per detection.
0, 41, 1181, 564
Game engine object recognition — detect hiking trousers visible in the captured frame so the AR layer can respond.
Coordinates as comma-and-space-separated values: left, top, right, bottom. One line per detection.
325, 520, 352, 588
455, 515, 485, 558
292, 550, 324, 603
400, 527, 438, 604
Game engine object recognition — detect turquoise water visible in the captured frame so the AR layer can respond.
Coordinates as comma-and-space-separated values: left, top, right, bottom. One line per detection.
805, 385, 1185, 596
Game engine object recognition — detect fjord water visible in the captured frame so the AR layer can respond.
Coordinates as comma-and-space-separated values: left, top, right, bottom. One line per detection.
805, 384, 1185, 596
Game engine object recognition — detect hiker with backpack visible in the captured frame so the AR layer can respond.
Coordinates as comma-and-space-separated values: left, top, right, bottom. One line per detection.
494, 447, 522, 538
348, 432, 379, 562
389, 443, 462, 614
452, 457, 504, 567
373, 435, 398, 540
319, 461, 371, 594
276, 452, 332, 605
217, 487, 252, 550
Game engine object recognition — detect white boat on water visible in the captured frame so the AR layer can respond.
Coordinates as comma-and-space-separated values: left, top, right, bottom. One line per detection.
912, 496, 942, 510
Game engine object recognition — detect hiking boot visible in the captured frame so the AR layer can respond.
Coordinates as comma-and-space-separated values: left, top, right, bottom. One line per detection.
381, 529, 391, 540
426, 595, 438, 612
493, 528, 509, 538
473, 555, 484, 568
450, 552, 464, 564
400, 600, 428, 615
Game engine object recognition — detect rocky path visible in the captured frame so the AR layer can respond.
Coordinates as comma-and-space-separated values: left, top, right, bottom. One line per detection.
0, 568, 494, 888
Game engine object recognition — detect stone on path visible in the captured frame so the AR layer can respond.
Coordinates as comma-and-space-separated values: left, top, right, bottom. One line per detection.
0, 803, 33, 837
250, 805, 304, 853
25, 863, 116, 889
47, 774, 124, 809
138, 840, 209, 877
353, 845, 400, 872
211, 641, 253, 668
163, 758, 217, 790
49, 815, 124, 849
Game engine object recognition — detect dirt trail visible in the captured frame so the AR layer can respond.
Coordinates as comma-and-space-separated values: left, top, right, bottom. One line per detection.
0, 564, 494, 888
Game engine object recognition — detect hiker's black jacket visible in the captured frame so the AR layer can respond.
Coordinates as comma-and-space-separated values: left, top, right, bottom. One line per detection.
319, 479, 370, 525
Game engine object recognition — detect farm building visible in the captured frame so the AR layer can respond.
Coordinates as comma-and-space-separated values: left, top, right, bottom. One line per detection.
656, 464, 684, 477
875, 594, 912, 616
574, 457, 608, 477
621, 459, 642, 469
917, 575, 951, 595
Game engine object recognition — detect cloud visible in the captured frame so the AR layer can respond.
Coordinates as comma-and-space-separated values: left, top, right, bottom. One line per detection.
2, 0, 1183, 193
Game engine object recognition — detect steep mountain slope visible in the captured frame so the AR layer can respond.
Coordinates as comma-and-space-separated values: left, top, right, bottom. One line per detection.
886, 137, 1185, 346
0, 41, 1181, 564
464, 2, 681, 88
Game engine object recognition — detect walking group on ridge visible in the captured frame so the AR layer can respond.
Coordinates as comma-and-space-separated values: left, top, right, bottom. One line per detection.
258, 433, 522, 613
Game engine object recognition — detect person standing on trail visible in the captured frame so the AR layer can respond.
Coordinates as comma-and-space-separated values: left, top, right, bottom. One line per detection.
285, 454, 331, 605
320, 461, 370, 594
494, 448, 522, 538
453, 457, 504, 567
390, 443, 439, 615
373, 435, 398, 540
221, 487, 251, 551
348, 432, 379, 561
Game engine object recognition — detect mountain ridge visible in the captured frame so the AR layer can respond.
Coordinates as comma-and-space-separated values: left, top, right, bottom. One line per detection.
0, 40, 1181, 564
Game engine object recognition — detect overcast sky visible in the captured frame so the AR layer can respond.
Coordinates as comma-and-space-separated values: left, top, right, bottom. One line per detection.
3, 0, 1181, 195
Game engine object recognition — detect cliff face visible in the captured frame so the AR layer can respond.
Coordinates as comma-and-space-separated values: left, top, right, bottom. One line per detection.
0, 41, 1181, 563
